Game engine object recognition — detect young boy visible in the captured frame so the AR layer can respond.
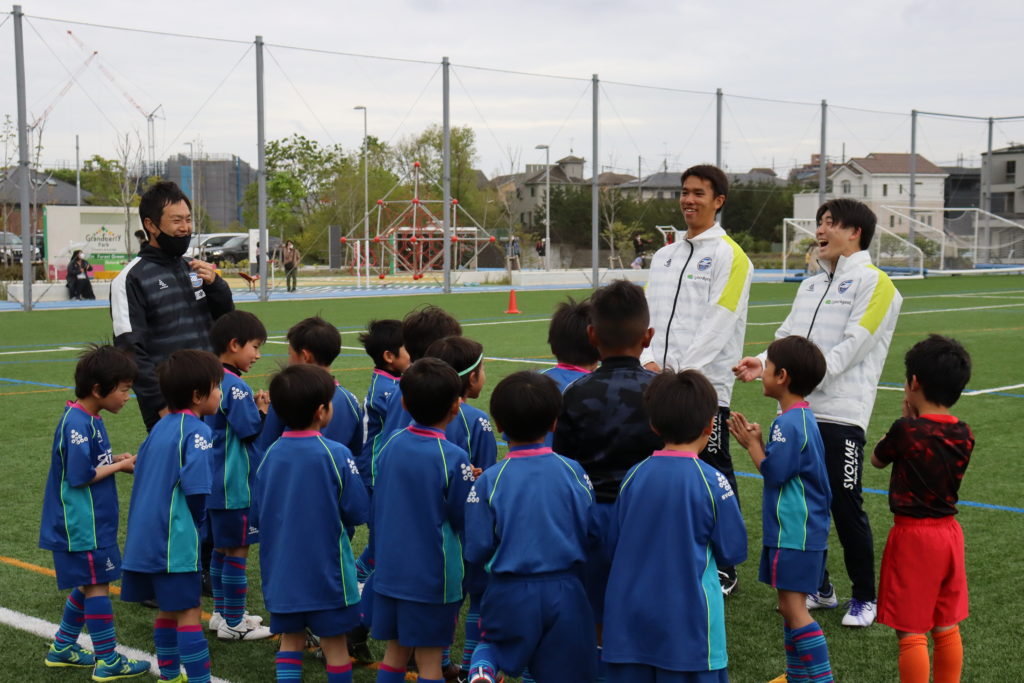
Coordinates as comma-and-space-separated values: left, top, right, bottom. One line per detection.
728, 336, 834, 683
38, 345, 149, 680
204, 310, 272, 640
552, 279, 663, 672
357, 319, 411, 491
603, 370, 746, 682
871, 335, 974, 683
255, 316, 364, 458
371, 358, 475, 683
121, 349, 224, 683
466, 371, 597, 683
254, 364, 370, 683
541, 297, 600, 448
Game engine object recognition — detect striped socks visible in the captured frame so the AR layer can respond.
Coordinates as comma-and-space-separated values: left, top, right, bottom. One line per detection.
53, 588, 86, 648
154, 618, 180, 680
221, 556, 248, 627
783, 625, 803, 680
275, 650, 303, 681
468, 642, 497, 683
791, 621, 833, 683
178, 624, 211, 683
83, 596, 117, 663
461, 593, 482, 669
210, 550, 226, 617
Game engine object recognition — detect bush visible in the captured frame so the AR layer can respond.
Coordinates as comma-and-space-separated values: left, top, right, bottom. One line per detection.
0, 263, 45, 280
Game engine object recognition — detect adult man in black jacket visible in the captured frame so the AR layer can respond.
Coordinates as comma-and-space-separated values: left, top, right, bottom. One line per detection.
111, 181, 234, 431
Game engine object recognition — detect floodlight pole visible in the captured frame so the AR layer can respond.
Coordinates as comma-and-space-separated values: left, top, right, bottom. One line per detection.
818, 100, 827, 208
909, 109, 917, 241
354, 106, 369, 279
14, 5, 32, 311
536, 144, 550, 270
442, 56, 452, 294
592, 74, 599, 289
256, 35, 268, 301
716, 88, 723, 168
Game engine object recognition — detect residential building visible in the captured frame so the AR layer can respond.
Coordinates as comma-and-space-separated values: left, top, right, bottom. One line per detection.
981, 144, 1024, 218
0, 167, 92, 245
942, 166, 981, 209
164, 153, 256, 229
494, 154, 589, 230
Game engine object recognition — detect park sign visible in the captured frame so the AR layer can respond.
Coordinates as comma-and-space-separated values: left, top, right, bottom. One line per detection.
43, 205, 143, 278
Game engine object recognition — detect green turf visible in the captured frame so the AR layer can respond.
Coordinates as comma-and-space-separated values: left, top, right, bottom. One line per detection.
1, 276, 1022, 682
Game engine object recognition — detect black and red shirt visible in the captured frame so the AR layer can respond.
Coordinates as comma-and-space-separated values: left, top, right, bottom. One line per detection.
874, 414, 974, 518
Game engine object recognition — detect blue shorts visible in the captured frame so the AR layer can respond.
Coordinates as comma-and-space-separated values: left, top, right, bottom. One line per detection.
120, 570, 202, 612
371, 593, 460, 647
759, 547, 825, 594
208, 508, 258, 548
270, 604, 361, 637
477, 571, 596, 680
584, 502, 616, 623
52, 545, 122, 591
608, 664, 729, 683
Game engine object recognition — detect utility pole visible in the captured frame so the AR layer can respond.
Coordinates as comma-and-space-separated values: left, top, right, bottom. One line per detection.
256, 35, 268, 301
442, 57, 452, 294
591, 74, 599, 288
14, 5, 32, 311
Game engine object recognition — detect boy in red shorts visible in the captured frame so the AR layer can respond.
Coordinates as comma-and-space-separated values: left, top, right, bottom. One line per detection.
871, 334, 974, 683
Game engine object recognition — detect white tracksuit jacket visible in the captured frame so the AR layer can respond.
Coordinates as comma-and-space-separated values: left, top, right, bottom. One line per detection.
757, 250, 902, 432
640, 224, 753, 407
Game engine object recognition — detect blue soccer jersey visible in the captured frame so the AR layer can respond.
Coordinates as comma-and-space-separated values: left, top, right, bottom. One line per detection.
257, 381, 364, 460
254, 430, 369, 613
122, 411, 213, 574
465, 445, 593, 575
204, 368, 262, 510
359, 369, 400, 488
372, 424, 474, 604
39, 402, 120, 552
446, 402, 498, 471
761, 402, 832, 551
603, 451, 747, 672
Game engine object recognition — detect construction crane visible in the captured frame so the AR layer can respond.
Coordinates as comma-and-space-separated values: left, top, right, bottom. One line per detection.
67, 30, 164, 174
29, 49, 98, 132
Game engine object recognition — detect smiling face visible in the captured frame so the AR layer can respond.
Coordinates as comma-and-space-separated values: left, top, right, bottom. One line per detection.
145, 200, 193, 243
679, 175, 725, 235
231, 339, 262, 373
816, 210, 862, 268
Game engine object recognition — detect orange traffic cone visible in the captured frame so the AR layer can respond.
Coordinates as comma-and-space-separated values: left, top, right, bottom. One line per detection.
505, 289, 521, 314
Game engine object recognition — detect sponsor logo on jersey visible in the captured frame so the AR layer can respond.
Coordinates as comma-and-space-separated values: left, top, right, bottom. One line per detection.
715, 471, 735, 501
698, 256, 712, 271
348, 458, 360, 476
467, 486, 480, 504
771, 424, 787, 443
478, 417, 493, 433
70, 429, 88, 446
194, 434, 213, 451
459, 462, 476, 482
230, 386, 249, 401
189, 272, 203, 289
838, 279, 853, 294
98, 449, 114, 466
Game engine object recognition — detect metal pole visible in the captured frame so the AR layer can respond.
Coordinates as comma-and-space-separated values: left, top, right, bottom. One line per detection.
716, 88, 723, 168
545, 147, 551, 270
818, 100, 827, 208
75, 134, 81, 206
592, 74, 599, 288
984, 116, 993, 262
637, 155, 642, 200
256, 35, 268, 301
14, 5, 32, 311
442, 56, 451, 294
909, 109, 917, 242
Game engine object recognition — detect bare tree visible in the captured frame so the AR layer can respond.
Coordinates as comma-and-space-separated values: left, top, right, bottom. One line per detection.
115, 131, 144, 252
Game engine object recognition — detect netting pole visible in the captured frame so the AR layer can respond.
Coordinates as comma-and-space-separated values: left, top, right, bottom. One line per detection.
984, 117, 993, 259
715, 88, 723, 168
14, 5, 32, 311
591, 74, 600, 289
256, 35, 268, 302
817, 100, 827, 208
442, 56, 452, 294
909, 109, 917, 242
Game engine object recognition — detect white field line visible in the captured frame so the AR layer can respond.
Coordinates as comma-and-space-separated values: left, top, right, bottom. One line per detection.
900, 302, 1024, 316
0, 346, 79, 356
963, 383, 1024, 396
0, 606, 237, 683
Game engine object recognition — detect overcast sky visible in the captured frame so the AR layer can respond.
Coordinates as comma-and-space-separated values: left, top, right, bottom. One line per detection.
2, 0, 1022, 181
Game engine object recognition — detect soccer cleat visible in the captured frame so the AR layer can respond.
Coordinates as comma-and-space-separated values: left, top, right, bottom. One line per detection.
45, 642, 96, 668
841, 598, 877, 627
767, 674, 787, 683
91, 653, 150, 681
217, 618, 273, 641
160, 675, 188, 683
208, 611, 263, 632
718, 569, 739, 596
468, 667, 497, 683
806, 584, 839, 610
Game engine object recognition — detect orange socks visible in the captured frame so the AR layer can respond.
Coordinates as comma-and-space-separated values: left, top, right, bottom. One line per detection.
898, 634, 930, 683
932, 626, 963, 683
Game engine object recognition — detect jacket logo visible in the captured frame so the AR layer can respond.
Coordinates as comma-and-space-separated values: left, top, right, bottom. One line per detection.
104, 557, 116, 572
157, 279, 169, 290
189, 272, 203, 289
838, 279, 853, 294
808, 284, 815, 292
664, 258, 672, 268
698, 256, 712, 271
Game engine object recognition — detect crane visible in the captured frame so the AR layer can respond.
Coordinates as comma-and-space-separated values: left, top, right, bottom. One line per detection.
66, 30, 164, 174
29, 50, 98, 132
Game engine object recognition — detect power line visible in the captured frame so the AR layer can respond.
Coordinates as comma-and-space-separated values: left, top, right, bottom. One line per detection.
450, 66, 516, 172
27, 13, 252, 45
265, 46, 338, 146
452, 62, 590, 83
265, 42, 437, 67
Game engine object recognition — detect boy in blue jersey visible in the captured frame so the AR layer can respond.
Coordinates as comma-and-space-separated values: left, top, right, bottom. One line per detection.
254, 364, 370, 683
603, 370, 747, 683
255, 316, 364, 458
357, 318, 411, 491
204, 310, 272, 641
39, 345, 150, 680
729, 336, 834, 683
121, 350, 223, 683
424, 335, 498, 677
541, 297, 599, 448
371, 358, 475, 683
466, 371, 596, 683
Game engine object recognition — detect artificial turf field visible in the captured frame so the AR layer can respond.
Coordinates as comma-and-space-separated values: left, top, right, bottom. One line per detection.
1, 274, 1022, 682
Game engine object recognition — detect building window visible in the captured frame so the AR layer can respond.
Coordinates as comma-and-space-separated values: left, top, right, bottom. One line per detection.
1008, 160, 1016, 183
657, 191, 664, 199
863, 185, 868, 198
530, 187, 536, 197
889, 215, 895, 227
883, 184, 888, 197
899, 184, 904, 194
926, 215, 932, 226
841, 180, 851, 194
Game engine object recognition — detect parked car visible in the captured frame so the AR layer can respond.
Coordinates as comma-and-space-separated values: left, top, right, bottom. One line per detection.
186, 232, 245, 260
207, 235, 283, 266
0, 231, 42, 264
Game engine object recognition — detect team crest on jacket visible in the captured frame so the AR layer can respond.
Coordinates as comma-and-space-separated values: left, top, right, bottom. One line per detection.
189, 272, 203, 289
838, 279, 853, 294
698, 256, 712, 271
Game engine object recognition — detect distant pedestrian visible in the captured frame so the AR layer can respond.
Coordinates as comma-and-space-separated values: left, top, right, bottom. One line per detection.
66, 250, 95, 300
282, 240, 300, 292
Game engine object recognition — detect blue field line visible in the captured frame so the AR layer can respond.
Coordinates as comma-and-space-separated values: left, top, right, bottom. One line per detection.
0, 377, 73, 389
734, 471, 1024, 514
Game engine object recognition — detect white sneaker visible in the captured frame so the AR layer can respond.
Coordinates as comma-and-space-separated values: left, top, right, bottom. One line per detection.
216, 617, 273, 641
841, 599, 877, 627
806, 584, 839, 610
208, 611, 263, 632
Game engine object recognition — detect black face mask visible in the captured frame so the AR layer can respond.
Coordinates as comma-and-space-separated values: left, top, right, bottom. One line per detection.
155, 231, 190, 258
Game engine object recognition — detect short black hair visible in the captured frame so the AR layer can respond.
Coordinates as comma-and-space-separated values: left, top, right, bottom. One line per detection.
590, 279, 649, 350
425, 336, 484, 396
402, 305, 462, 361
681, 164, 729, 199
905, 334, 972, 407
287, 316, 341, 366
548, 297, 600, 367
139, 181, 191, 232
400, 358, 462, 426
74, 345, 138, 399
816, 198, 876, 250
766, 335, 827, 398
490, 371, 562, 443
644, 369, 717, 444
210, 310, 268, 356
269, 364, 337, 430
359, 319, 404, 369
158, 349, 223, 412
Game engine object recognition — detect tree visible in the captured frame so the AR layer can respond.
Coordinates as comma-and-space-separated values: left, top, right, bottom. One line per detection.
720, 181, 798, 246
394, 125, 489, 220
47, 155, 124, 206
114, 132, 144, 250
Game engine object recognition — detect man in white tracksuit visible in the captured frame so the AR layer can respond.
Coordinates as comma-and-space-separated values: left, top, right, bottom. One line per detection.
641, 164, 754, 595
734, 198, 902, 627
